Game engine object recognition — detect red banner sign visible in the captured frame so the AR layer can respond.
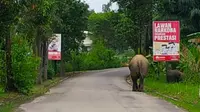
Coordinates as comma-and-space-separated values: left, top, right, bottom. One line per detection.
153, 21, 180, 62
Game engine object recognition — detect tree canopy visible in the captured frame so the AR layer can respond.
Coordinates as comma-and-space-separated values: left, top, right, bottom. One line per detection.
0, 0, 90, 93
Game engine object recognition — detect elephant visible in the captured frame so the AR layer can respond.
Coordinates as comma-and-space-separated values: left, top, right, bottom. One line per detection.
128, 54, 149, 92
166, 69, 184, 83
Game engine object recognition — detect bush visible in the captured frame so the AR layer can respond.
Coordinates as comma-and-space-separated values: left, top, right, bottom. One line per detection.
47, 63, 55, 79
82, 40, 121, 70
147, 55, 166, 80
117, 55, 128, 63
0, 46, 6, 89
65, 62, 73, 72
66, 40, 122, 71
147, 43, 200, 85
11, 35, 40, 94
123, 48, 135, 58
70, 51, 86, 71
177, 44, 200, 85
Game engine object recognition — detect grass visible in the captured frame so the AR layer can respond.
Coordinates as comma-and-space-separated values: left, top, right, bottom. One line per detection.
0, 77, 62, 112
144, 75, 200, 112
0, 91, 13, 112
126, 74, 200, 112
0, 87, 20, 112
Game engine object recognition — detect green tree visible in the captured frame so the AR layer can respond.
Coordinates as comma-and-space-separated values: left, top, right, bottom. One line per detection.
111, 0, 152, 54
17, 0, 57, 84
53, 0, 89, 76
102, 1, 112, 13
0, 0, 21, 92
153, 0, 200, 37
88, 11, 139, 53
0, 0, 91, 94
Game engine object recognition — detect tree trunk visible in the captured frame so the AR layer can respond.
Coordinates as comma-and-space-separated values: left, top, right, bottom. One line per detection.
36, 34, 43, 84
149, 21, 153, 54
37, 42, 43, 84
141, 25, 146, 55
138, 20, 144, 55
145, 25, 149, 55
43, 41, 48, 80
139, 22, 142, 54
137, 29, 141, 54
60, 37, 65, 77
60, 58, 65, 77
5, 31, 16, 92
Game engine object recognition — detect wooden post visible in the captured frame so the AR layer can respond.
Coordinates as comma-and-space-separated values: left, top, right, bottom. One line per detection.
165, 62, 168, 74
54, 60, 57, 75
157, 62, 160, 80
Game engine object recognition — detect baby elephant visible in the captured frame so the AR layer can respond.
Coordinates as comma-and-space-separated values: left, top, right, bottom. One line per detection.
166, 70, 184, 83
128, 54, 149, 92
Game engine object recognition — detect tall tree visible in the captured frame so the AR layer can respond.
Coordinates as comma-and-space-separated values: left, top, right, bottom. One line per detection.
88, 12, 138, 52
22, 0, 57, 84
154, 0, 200, 38
53, 0, 89, 76
102, 1, 112, 12
0, 0, 21, 92
112, 0, 153, 55
7, 0, 58, 84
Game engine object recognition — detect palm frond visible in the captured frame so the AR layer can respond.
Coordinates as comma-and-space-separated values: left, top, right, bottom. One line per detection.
190, 8, 200, 29
190, 8, 200, 19
178, 0, 195, 5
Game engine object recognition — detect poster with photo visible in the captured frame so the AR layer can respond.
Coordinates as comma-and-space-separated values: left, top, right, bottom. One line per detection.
153, 21, 180, 62
48, 34, 61, 60
153, 42, 179, 55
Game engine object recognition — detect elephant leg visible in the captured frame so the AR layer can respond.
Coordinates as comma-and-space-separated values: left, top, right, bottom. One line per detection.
138, 76, 144, 92
131, 75, 138, 91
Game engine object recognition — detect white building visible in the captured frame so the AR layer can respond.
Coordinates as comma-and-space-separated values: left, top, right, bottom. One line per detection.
82, 31, 93, 51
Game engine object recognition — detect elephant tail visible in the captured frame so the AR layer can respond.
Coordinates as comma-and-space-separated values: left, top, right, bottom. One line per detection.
138, 60, 145, 79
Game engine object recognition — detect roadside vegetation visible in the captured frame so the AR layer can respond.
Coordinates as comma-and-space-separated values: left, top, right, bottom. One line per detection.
1, 0, 200, 112
111, 0, 200, 111
144, 41, 200, 112
0, 1, 126, 111
145, 76, 200, 112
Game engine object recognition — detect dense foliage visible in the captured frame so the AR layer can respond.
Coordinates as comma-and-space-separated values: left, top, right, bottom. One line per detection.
65, 40, 121, 72
0, 0, 90, 94
0, 0, 124, 94
100, 0, 200, 85
11, 36, 40, 94
88, 12, 139, 53
0, 0, 200, 97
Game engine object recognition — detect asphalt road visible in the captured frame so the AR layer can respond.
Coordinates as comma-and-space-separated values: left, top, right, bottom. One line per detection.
17, 67, 186, 112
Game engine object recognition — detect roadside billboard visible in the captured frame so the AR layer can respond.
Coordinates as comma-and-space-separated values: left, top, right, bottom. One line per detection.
153, 21, 180, 62
48, 34, 61, 60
